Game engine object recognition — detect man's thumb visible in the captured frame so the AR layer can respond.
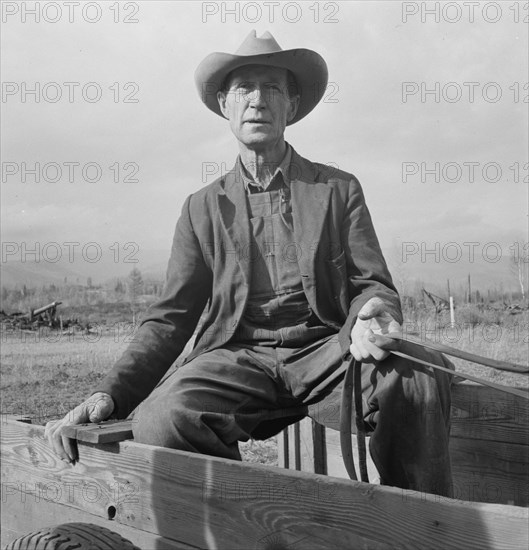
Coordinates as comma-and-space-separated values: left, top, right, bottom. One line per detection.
88, 395, 113, 423
358, 299, 384, 320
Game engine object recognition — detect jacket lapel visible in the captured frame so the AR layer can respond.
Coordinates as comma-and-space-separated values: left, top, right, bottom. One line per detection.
215, 150, 332, 290
216, 160, 252, 286
290, 152, 332, 281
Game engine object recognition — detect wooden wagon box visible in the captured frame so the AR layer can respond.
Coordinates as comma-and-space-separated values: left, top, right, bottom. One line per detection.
1, 382, 528, 549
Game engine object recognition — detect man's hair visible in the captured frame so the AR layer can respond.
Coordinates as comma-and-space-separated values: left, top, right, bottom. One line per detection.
220, 68, 299, 99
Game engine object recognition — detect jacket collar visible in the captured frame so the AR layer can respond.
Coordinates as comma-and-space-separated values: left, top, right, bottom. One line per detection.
289, 149, 332, 275
216, 147, 332, 279
238, 143, 293, 192
218, 147, 322, 195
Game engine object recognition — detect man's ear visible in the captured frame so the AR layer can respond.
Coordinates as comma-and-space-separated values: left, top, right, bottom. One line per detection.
217, 90, 229, 119
286, 94, 300, 123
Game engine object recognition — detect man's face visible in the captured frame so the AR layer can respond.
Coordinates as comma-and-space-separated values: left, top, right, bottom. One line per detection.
217, 65, 299, 151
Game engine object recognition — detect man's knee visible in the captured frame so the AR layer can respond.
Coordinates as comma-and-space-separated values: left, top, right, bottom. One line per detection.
132, 392, 192, 447
132, 379, 238, 450
370, 351, 452, 420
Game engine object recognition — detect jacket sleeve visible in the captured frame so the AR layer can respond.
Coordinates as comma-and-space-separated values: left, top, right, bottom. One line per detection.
92, 195, 212, 418
337, 176, 402, 356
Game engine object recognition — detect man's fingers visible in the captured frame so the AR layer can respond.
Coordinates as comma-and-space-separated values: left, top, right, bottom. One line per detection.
350, 343, 388, 363
350, 329, 391, 363
357, 296, 394, 321
45, 421, 65, 460
88, 396, 113, 423
353, 336, 377, 362
62, 433, 78, 463
370, 333, 401, 350
349, 343, 363, 362
387, 320, 402, 334
358, 301, 385, 321
48, 424, 71, 462
363, 339, 390, 362
45, 405, 89, 463
44, 394, 113, 465
44, 419, 58, 439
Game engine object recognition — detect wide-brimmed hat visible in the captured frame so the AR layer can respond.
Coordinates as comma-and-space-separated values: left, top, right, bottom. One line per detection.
194, 30, 328, 125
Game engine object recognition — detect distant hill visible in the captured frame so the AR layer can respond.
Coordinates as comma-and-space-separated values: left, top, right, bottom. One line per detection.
1, 249, 169, 288
1, 260, 86, 288
1, 246, 522, 295
387, 253, 520, 296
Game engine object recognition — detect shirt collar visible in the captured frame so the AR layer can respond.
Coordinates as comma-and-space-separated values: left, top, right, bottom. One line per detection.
239, 143, 292, 193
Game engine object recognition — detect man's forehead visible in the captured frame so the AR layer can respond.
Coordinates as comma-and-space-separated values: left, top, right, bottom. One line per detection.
227, 64, 288, 83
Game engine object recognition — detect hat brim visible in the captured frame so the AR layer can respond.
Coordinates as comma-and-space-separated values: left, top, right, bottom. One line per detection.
194, 48, 328, 125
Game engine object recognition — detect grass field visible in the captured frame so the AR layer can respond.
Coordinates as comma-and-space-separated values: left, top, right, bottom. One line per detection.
1, 305, 527, 466
0, 330, 279, 464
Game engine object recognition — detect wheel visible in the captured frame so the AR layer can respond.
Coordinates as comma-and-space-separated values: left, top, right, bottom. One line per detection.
4, 522, 141, 550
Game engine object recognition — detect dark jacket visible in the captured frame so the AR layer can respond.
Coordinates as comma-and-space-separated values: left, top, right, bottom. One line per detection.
95, 149, 401, 417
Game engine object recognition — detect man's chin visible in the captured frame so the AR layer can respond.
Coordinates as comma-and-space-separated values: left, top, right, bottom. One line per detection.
238, 133, 276, 149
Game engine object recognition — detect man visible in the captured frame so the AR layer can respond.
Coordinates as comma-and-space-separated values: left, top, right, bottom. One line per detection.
46, 31, 453, 495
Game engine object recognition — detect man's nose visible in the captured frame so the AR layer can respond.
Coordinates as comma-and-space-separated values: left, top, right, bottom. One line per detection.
247, 87, 267, 107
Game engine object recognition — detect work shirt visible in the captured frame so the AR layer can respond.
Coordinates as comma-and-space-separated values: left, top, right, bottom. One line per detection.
233, 145, 334, 346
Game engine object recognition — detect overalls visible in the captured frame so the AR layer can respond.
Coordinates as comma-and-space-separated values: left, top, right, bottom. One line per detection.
134, 167, 454, 496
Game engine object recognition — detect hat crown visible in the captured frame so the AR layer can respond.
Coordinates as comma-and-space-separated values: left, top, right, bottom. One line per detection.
195, 31, 328, 125
235, 30, 283, 56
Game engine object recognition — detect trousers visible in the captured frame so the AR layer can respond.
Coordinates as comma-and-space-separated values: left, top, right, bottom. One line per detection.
133, 333, 454, 496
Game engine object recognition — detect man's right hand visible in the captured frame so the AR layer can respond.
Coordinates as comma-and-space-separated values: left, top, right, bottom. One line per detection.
45, 392, 114, 463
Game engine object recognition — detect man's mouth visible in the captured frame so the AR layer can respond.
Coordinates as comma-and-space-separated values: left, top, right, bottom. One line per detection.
244, 120, 270, 124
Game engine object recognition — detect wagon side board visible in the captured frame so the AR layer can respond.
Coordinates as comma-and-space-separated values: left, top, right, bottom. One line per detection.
291, 381, 529, 507
1, 418, 528, 550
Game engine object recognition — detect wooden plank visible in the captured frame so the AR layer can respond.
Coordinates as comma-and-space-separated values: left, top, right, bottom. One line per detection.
280, 419, 377, 480
308, 382, 529, 446
312, 420, 327, 475
3, 419, 527, 550
294, 421, 301, 470
278, 423, 293, 469
279, 418, 328, 474
450, 437, 529, 507
278, 427, 288, 468
2, 414, 33, 424
451, 383, 529, 444
280, 420, 317, 472
301, 382, 529, 507
62, 420, 134, 444
0, 487, 197, 549
324, 429, 380, 483
284, 421, 529, 505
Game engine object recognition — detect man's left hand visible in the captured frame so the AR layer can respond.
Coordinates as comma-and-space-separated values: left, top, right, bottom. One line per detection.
350, 297, 401, 363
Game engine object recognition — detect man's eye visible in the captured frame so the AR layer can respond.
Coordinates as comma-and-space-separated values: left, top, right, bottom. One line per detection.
262, 84, 280, 93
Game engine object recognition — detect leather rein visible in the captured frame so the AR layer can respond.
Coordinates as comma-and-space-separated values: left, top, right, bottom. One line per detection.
339, 332, 529, 483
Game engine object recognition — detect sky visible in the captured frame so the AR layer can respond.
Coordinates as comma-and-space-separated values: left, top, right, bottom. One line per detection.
1, 0, 528, 292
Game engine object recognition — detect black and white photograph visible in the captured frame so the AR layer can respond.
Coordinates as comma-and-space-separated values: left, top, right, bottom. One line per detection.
1, 1, 528, 548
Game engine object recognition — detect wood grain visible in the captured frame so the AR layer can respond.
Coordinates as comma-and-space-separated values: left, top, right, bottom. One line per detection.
296, 382, 529, 506
2, 418, 528, 550
62, 420, 134, 444
450, 437, 529, 506
324, 428, 380, 483
1, 488, 195, 549
278, 417, 379, 481
450, 383, 529, 444
308, 382, 529, 444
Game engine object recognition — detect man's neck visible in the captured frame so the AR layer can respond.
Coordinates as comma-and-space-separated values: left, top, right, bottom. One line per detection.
239, 140, 287, 187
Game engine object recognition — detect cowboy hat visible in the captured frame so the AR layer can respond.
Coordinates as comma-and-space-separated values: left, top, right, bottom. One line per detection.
194, 30, 328, 125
